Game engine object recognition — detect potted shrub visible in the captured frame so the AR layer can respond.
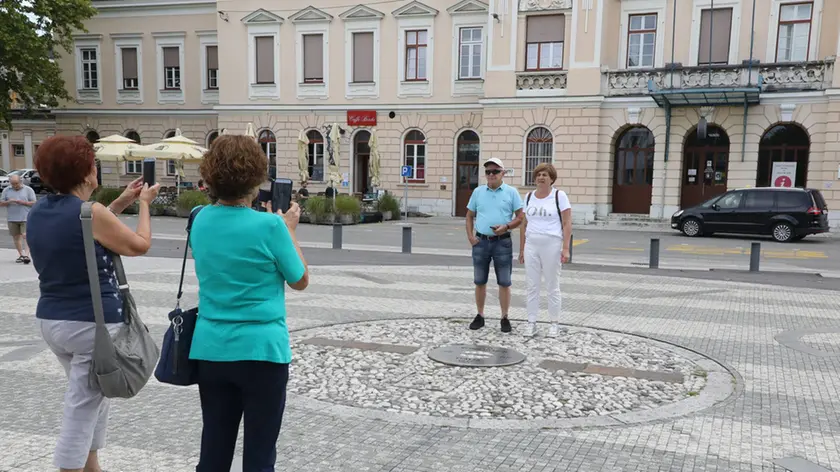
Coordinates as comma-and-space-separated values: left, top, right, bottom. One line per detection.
93, 187, 122, 206
378, 193, 400, 220
335, 195, 361, 225
175, 190, 211, 218
304, 196, 332, 224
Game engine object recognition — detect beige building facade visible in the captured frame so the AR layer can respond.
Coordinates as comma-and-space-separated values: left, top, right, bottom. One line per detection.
5, 0, 840, 226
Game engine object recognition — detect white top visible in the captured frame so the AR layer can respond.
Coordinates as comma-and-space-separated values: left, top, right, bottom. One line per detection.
524, 188, 571, 239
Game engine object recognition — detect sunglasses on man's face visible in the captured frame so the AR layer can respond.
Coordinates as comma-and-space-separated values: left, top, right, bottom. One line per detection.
485, 169, 502, 175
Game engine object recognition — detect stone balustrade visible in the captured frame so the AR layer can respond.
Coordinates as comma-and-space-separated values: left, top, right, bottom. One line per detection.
516, 71, 568, 91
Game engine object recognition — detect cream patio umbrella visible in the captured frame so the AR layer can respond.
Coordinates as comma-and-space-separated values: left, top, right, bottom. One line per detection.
127, 129, 208, 194
368, 129, 381, 190
297, 130, 310, 185
93, 134, 144, 162
245, 122, 257, 141
327, 123, 342, 189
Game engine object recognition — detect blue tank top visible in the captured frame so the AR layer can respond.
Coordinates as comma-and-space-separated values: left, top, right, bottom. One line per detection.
27, 195, 123, 323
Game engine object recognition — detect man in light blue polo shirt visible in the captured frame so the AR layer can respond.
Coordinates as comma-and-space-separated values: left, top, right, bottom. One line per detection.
465, 157, 524, 333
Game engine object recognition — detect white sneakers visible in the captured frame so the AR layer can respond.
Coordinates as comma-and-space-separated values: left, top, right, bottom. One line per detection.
524, 322, 561, 338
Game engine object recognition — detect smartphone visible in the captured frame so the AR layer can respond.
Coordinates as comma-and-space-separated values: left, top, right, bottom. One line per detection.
257, 189, 271, 212
142, 158, 156, 187
272, 178, 294, 214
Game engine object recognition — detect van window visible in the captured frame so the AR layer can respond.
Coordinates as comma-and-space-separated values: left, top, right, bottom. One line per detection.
811, 190, 828, 209
776, 191, 810, 209
717, 191, 743, 209
744, 191, 775, 210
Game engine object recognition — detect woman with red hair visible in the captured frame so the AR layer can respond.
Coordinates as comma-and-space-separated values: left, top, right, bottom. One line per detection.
27, 134, 159, 472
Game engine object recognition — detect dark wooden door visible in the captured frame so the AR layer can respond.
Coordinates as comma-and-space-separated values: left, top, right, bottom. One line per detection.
455, 163, 479, 216
612, 128, 655, 214
681, 147, 729, 209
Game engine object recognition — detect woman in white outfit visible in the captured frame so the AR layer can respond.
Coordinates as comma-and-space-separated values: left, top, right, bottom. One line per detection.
518, 163, 572, 337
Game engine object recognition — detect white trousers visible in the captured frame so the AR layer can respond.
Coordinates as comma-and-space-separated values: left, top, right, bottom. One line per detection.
40, 319, 121, 469
524, 233, 563, 323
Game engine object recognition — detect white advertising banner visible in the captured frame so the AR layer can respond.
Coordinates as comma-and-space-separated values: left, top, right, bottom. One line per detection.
771, 162, 796, 187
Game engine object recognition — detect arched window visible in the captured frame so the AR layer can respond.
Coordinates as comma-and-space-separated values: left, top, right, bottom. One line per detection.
163, 129, 177, 139
524, 127, 552, 185
124, 130, 141, 144
206, 130, 219, 147
403, 129, 426, 182
307, 130, 325, 181
85, 130, 100, 143
258, 129, 276, 178
757, 124, 810, 188
456, 130, 480, 163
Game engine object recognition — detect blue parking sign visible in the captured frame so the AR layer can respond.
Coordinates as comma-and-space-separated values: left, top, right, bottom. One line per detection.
401, 165, 412, 178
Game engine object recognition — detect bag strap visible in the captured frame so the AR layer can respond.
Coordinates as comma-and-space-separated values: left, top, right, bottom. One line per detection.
176, 205, 204, 305
555, 189, 563, 225
526, 192, 532, 206
80, 202, 107, 328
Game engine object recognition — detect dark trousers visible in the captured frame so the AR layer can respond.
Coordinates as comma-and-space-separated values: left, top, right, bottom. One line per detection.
196, 361, 290, 472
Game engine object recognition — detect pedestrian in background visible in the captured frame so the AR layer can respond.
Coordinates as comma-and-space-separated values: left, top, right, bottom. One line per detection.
0, 174, 36, 263
189, 135, 309, 471
27, 135, 160, 472
518, 163, 572, 337
465, 157, 524, 333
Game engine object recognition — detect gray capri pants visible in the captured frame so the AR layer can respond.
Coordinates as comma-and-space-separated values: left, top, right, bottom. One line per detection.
40, 319, 121, 469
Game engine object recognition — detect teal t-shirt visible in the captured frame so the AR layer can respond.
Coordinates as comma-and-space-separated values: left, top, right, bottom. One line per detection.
467, 183, 523, 236
188, 205, 306, 364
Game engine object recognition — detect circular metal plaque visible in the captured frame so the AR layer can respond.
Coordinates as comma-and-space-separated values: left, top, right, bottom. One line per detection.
428, 344, 526, 367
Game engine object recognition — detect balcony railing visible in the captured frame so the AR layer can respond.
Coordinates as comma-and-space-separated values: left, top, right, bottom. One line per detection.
605, 60, 834, 96
516, 71, 568, 91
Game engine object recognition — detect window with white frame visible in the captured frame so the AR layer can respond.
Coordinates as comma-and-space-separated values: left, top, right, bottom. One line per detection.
524, 127, 553, 186
126, 161, 142, 174
163, 47, 180, 89
627, 14, 657, 68
120, 47, 139, 89
80, 48, 98, 89
259, 130, 277, 178
206, 45, 218, 89
307, 130, 325, 181
776, 2, 813, 62
458, 27, 482, 79
405, 30, 428, 81
167, 160, 176, 176
12, 145, 24, 157
403, 130, 426, 183
525, 15, 564, 71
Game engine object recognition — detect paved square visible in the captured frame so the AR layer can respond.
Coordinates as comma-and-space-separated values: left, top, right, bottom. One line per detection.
1, 248, 840, 471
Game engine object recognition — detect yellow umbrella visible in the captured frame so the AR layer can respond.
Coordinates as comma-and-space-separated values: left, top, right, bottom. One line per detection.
245, 122, 257, 141
327, 123, 341, 189
368, 130, 381, 189
297, 130, 310, 185
127, 129, 208, 194
93, 134, 144, 162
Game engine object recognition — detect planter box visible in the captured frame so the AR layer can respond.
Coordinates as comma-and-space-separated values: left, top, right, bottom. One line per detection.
175, 207, 193, 218
381, 211, 392, 221
339, 214, 356, 225
150, 206, 166, 216
164, 207, 179, 217
318, 214, 336, 225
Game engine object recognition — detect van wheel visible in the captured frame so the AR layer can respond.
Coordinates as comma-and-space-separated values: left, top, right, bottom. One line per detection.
772, 223, 794, 242
681, 218, 702, 237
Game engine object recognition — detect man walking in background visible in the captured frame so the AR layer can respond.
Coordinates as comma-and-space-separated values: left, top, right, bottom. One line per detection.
465, 158, 524, 333
0, 174, 36, 263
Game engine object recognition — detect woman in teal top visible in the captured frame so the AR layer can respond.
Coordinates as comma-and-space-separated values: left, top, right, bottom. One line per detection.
188, 135, 309, 472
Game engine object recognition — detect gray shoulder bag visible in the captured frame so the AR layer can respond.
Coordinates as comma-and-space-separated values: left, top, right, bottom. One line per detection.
80, 201, 160, 398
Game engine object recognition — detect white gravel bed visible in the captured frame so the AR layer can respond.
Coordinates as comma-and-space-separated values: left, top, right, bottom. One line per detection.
288, 319, 708, 420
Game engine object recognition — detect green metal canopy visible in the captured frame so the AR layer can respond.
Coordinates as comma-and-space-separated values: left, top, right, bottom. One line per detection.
647, 80, 762, 108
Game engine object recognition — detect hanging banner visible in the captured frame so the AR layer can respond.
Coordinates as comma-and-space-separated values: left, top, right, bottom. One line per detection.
771, 162, 796, 187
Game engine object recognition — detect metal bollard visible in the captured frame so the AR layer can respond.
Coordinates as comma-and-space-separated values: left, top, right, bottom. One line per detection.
332, 224, 342, 250
402, 226, 412, 254
749, 242, 761, 272
568, 234, 574, 264
649, 238, 660, 269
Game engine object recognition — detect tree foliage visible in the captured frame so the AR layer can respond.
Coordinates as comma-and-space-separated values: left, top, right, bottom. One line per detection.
0, 0, 97, 129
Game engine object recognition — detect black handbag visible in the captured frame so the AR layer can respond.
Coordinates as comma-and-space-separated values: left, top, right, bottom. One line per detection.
154, 206, 204, 386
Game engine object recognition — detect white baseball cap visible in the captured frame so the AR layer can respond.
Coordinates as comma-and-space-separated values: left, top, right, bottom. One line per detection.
483, 157, 505, 169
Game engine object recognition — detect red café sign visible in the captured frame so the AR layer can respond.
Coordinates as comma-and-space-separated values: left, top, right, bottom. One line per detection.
347, 110, 377, 127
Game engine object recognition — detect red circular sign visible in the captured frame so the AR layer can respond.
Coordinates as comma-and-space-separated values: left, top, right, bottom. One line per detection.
774, 175, 792, 187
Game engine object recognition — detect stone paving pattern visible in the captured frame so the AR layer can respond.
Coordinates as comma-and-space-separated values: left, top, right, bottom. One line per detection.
1, 252, 840, 471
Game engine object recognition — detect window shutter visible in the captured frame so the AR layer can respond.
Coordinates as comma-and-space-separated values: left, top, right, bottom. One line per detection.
526, 15, 565, 43
122, 48, 138, 79
255, 36, 275, 83
352, 32, 374, 82
303, 34, 324, 80
698, 8, 733, 64
207, 45, 218, 70
163, 47, 179, 68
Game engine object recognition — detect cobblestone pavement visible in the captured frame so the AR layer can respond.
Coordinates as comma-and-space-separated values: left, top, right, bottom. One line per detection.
1, 249, 840, 471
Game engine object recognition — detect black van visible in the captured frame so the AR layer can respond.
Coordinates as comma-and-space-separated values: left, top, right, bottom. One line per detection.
670, 187, 829, 242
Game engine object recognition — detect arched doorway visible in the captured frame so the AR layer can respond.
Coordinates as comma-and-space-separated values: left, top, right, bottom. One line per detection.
757, 124, 809, 188
455, 130, 480, 216
353, 130, 371, 194
612, 126, 655, 214
86, 131, 101, 185
681, 125, 730, 209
